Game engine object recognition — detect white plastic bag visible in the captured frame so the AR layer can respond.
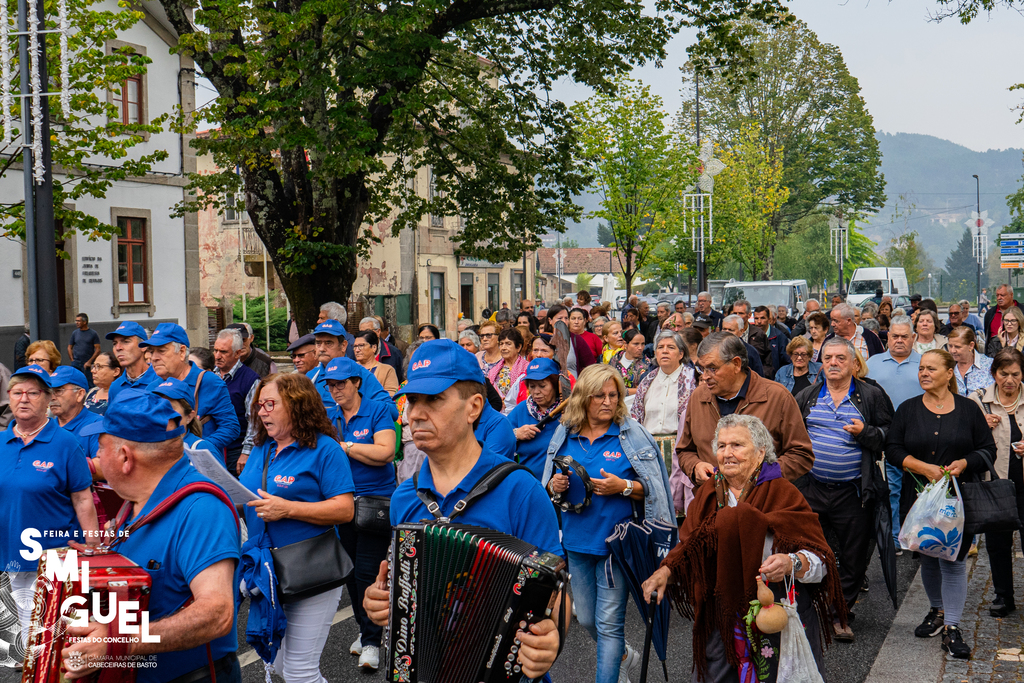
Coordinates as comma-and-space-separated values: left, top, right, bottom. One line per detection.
776, 596, 824, 683
898, 475, 964, 560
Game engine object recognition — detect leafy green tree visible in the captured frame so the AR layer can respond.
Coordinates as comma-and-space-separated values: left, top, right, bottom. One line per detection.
774, 213, 876, 291
560, 239, 580, 249
157, 0, 790, 330
944, 227, 985, 302
885, 230, 934, 296
681, 18, 885, 275
575, 271, 593, 292
232, 292, 290, 351
572, 78, 695, 297
0, 0, 168, 246
597, 223, 616, 247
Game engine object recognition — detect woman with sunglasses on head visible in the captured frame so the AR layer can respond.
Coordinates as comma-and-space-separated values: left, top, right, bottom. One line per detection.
85, 352, 121, 415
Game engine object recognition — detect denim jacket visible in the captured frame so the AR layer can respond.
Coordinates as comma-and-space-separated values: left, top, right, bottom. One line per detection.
774, 362, 822, 393
542, 417, 674, 525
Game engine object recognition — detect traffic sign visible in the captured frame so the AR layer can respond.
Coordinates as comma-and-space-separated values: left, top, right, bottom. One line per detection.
1002, 255, 1024, 261
1001, 240, 1024, 247
1003, 233, 1024, 240
1002, 248, 1024, 254
1003, 263, 1024, 269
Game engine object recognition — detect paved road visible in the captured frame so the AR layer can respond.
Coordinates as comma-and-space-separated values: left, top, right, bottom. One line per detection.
0, 551, 917, 683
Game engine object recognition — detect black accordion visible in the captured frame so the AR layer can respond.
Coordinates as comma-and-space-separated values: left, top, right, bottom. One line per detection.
385, 522, 567, 683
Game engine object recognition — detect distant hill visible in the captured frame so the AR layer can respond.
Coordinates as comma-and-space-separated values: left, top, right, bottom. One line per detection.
862, 132, 1023, 263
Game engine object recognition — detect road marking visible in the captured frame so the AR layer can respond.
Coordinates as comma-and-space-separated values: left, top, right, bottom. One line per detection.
239, 606, 354, 668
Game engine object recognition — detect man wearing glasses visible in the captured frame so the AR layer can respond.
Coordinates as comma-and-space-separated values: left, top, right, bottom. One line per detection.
287, 333, 318, 373
676, 332, 813, 489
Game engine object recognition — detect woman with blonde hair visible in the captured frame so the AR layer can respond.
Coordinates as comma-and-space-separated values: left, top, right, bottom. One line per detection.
542, 364, 672, 683
600, 320, 624, 363
986, 305, 1024, 356
25, 340, 62, 372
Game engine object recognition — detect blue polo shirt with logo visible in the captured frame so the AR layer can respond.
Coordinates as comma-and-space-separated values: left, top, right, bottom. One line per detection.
61, 407, 104, 458
474, 402, 516, 460
239, 432, 355, 546
114, 457, 240, 683
390, 445, 562, 557
557, 422, 637, 556
1, 420, 92, 569
329, 398, 397, 496
307, 362, 398, 421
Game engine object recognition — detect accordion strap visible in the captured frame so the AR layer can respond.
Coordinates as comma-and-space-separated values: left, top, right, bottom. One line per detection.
413, 461, 529, 521
111, 482, 241, 547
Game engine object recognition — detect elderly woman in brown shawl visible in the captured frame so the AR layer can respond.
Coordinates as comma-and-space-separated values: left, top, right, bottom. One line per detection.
643, 414, 846, 682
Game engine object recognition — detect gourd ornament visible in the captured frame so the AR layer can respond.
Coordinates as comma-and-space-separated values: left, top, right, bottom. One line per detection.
754, 576, 788, 634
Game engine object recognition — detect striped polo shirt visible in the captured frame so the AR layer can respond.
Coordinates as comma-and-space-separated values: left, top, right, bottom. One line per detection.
808, 383, 864, 483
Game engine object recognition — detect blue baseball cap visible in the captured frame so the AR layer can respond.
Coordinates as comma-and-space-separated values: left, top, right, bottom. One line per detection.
139, 322, 190, 349
50, 366, 89, 390
524, 358, 560, 381
12, 364, 53, 388
147, 377, 194, 409
394, 339, 484, 397
323, 357, 362, 382
80, 388, 185, 443
313, 319, 346, 337
105, 321, 149, 341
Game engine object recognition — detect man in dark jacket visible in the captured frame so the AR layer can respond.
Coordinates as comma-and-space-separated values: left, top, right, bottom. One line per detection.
730, 300, 773, 377
794, 336, 893, 642
694, 291, 723, 330
754, 306, 791, 374
791, 298, 822, 338
984, 284, 1021, 341
720, 314, 766, 377
224, 323, 277, 377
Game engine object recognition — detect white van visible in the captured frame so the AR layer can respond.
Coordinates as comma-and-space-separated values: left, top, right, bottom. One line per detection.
723, 280, 809, 315
847, 268, 910, 306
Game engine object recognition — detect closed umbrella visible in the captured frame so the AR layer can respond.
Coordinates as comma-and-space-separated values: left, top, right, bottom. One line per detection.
605, 518, 677, 679
874, 492, 899, 609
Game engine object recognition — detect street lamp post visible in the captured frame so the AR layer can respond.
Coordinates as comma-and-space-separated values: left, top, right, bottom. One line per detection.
928, 273, 932, 299
974, 174, 981, 304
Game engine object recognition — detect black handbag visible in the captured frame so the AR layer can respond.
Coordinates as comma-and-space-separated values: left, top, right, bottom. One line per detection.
961, 456, 1021, 538
353, 495, 391, 535
263, 452, 353, 603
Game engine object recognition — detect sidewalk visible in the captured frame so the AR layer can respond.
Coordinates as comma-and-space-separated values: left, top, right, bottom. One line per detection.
865, 536, 1024, 682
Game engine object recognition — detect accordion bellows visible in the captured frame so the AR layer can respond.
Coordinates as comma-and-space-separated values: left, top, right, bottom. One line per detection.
386, 522, 566, 683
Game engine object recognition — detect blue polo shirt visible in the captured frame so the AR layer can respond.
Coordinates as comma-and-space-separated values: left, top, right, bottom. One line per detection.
390, 446, 562, 558
179, 363, 240, 454
184, 433, 217, 455
328, 398, 397, 496
557, 422, 637, 557
239, 433, 355, 546
507, 401, 561, 480
61, 407, 103, 458
866, 350, 924, 409
1, 420, 93, 569
475, 402, 516, 460
114, 457, 240, 683
307, 362, 398, 421
108, 365, 159, 403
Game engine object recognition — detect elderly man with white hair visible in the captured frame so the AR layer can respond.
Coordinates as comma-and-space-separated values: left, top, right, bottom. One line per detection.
827, 303, 884, 359
359, 316, 404, 382
319, 300, 356, 359
213, 328, 261, 473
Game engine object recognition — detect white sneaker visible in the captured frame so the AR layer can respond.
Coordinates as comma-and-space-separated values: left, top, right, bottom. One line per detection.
618, 644, 639, 683
349, 634, 362, 656
359, 645, 380, 671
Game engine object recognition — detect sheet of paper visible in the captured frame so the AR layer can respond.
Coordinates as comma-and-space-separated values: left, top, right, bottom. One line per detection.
185, 446, 260, 506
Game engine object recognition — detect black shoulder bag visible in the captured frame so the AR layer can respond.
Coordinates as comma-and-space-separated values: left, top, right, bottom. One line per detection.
961, 453, 1021, 538
262, 451, 354, 603
336, 419, 393, 536
413, 461, 530, 522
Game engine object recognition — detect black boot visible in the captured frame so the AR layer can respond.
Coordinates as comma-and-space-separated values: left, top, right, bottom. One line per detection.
990, 595, 1016, 618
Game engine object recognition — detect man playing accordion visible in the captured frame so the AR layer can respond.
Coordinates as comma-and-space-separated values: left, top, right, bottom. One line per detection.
363, 339, 568, 680
63, 390, 241, 683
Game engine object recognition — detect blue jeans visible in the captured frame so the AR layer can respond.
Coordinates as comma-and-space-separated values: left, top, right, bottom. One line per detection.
567, 551, 628, 683
886, 461, 902, 544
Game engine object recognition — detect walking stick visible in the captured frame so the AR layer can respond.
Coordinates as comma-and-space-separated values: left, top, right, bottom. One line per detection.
639, 590, 657, 683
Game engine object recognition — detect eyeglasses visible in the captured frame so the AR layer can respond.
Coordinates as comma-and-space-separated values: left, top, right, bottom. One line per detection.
479, 333, 495, 339
695, 362, 725, 376
590, 392, 619, 404
92, 363, 114, 370
290, 349, 315, 359
51, 386, 78, 396
27, 357, 49, 364
790, 352, 810, 359
10, 389, 43, 401
352, 343, 372, 351
257, 399, 277, 413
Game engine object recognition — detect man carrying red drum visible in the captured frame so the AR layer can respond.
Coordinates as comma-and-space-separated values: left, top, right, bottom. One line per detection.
65, 390, 241, 683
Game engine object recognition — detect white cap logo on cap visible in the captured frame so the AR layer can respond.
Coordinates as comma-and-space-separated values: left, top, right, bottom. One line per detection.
410, 359, 432, 372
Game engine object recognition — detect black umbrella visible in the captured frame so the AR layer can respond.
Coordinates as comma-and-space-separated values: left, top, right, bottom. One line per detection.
874, 491, 899, 609
606, 518, 678, 679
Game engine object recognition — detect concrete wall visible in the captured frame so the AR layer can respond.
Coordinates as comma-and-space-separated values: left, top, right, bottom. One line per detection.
0, 319, 179, 370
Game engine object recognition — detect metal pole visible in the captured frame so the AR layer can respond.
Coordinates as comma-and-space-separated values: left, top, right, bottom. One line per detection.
33, 0, 59, 345
694, 71, 705, 293
18, 0, 36, 340
263, 247, 270, 349
974, 174, 981, 304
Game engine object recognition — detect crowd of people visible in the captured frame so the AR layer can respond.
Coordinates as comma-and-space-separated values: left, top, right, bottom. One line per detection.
4, 283, 1024, 683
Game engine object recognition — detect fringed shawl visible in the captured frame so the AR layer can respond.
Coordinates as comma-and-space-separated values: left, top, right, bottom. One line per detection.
661, 465, 846, 678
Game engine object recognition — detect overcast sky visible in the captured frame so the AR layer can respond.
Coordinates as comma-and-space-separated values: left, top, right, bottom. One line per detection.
554, 0, 1024, 153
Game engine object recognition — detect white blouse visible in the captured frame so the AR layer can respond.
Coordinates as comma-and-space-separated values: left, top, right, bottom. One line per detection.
643, 365, 682, 436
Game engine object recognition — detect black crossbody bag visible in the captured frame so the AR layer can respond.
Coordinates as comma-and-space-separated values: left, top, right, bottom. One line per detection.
336, 418, 394, 536
262, 452, 353, 603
